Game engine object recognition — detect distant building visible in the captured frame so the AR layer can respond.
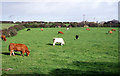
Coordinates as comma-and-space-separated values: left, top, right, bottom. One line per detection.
84, 25, 89, 27
99, 21, 105, 24
58, 25, 61, 28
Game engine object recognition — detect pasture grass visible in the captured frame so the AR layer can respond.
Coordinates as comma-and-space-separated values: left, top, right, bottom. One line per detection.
0, 23, 18, 30
1, 27, 119, 75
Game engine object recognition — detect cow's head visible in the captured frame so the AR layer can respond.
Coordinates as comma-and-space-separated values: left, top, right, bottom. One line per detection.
26, 51, 30, 56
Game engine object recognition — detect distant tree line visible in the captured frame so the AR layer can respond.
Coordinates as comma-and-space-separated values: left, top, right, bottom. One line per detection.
0, 21, 14, 23
0, 20, 119, 28
0, 20, 119, 37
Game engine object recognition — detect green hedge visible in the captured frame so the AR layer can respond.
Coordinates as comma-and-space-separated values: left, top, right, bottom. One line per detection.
1, 24, 25, 37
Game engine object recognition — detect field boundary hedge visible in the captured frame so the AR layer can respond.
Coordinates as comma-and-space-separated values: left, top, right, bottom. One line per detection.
0, 21, 119, 38
0, 24, 25, 37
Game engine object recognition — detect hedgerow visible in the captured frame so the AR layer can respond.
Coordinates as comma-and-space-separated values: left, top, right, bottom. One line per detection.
1, 24, 25, 37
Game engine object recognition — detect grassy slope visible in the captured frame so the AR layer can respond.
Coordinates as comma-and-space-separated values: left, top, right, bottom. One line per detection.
0, 23, 18, 30
1, 27, 119, 75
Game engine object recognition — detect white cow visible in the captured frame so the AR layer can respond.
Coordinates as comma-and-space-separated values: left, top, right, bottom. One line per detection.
53, 38, 65, 46
66, 27, 69, 30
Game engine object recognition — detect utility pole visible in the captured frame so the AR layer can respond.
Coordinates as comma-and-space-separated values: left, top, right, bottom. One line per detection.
83, 14, 85, 25
93, 17, 95, 22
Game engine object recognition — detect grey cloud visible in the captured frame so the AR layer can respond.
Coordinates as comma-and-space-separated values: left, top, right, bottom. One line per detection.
2, 1, 118, 22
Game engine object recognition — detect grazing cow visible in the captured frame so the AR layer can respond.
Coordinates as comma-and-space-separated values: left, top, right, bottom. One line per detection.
66, 28, 69, 30
27, 29, 31, 31
9, 43, 30, 57
58, 31, 64, 34
58, 26, 61, 28
75, 35, 79, 39
41, 28, 43, 31
53, 38, 65, 46
111, 29, 116, 31
108, 31, 112, 34
86, 28, 90, 31
1, 35, 7, 41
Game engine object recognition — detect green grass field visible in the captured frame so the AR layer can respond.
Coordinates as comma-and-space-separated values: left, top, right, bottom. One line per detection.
1, 27, 119, 75
0, 23, 18, 30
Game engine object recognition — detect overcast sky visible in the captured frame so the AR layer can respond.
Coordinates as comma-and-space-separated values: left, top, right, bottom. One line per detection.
1, 0, 119, 22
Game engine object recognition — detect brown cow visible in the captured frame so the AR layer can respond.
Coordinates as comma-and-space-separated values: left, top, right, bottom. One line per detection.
108, 31, 112, 34
41, 28, 43, 31
86, 28, 90, 31
1, 35, 7, 41
9, 43, 30, 57
111, 29, 116, 31
58, 31, 64, 34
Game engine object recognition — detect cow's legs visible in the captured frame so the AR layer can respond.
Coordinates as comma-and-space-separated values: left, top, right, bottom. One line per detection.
61, 42, 64, 46
10, 50, 14, 56
12, 51, 15, 56
20, 51, 22, 56
61, 43, 63, 46
61, 43, 64, 46
22, 50, 25, 57
53, 42, 56, 46
10, 50, 12, 56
